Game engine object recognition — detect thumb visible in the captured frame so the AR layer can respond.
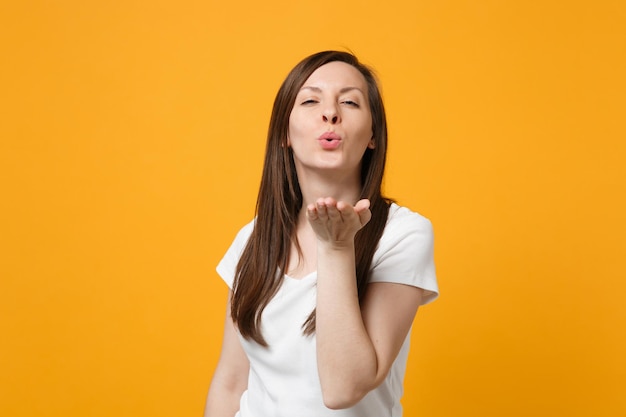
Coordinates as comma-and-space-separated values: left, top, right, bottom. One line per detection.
354, 198, 370, 212
354, 199, 372, 226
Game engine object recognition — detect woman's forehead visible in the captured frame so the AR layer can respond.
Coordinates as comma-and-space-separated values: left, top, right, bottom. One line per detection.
301, 61, 367, 92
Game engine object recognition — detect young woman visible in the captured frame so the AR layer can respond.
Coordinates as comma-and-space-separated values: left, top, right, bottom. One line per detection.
204, 51, 439, 417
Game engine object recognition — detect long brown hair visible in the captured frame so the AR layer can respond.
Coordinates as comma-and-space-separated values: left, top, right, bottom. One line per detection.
231, 51, 391, 346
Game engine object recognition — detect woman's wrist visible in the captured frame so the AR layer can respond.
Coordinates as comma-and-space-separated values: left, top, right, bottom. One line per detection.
316, 238, 356, 253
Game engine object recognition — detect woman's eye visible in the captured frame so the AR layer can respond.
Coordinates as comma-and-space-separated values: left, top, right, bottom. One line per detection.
301, 99, 318, 105
342, 100, 359, 107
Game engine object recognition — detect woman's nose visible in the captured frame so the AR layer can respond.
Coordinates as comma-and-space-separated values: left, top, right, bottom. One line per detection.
322, 107, 340, 124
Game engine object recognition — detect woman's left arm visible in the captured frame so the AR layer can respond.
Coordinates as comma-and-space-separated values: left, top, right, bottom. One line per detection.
308, 198, 424, 410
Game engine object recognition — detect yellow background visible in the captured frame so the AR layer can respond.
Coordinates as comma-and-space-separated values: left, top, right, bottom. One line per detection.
1, 1, 624, 416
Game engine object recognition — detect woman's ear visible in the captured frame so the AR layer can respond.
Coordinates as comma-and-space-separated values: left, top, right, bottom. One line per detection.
368, 137, 375, 149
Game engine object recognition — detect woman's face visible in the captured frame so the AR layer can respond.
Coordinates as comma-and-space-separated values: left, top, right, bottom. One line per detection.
288, 61, 374, 180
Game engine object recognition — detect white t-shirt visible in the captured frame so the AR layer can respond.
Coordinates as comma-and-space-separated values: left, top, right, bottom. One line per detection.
217, 203, 439, 417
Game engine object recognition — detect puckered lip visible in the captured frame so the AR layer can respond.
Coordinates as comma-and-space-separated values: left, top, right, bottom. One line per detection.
318, 131, 342, 141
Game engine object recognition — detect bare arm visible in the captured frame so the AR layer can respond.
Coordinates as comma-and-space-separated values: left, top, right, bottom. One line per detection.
204, 295, 249, 417
308, 198, 423, 409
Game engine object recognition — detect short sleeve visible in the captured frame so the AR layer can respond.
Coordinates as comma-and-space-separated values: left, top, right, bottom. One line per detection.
369, 204, 439, 305
216, 220, 255, 289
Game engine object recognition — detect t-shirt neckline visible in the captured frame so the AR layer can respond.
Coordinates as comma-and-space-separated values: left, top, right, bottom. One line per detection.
283, 270, 317, 282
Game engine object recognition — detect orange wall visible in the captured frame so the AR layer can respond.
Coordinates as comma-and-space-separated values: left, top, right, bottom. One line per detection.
1, 1, 624, 416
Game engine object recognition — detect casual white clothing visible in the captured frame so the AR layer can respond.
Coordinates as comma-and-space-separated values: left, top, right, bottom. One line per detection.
217, 203, 439, 417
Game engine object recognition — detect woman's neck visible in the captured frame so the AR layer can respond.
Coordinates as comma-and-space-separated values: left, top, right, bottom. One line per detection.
296, 168, 362, 209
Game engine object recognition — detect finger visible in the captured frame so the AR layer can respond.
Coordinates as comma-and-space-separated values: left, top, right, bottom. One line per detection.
336, 200, 357, 221
357, 208, 372, 226
316, 198, 328, 219
354, 199, 371, 213
326, 200, 341, 220
306, 203, 318, 221
354, 199, 372, 226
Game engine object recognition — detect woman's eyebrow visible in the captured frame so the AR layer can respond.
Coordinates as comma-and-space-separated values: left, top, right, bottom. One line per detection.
299, 86, 364, 94
299, 86, 322, 93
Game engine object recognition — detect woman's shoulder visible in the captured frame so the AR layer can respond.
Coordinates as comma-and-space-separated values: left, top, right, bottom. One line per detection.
224, 218, 256, 253
370, 202, 438, 298
385, 202, 433, 233
235, 218, 256, 238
